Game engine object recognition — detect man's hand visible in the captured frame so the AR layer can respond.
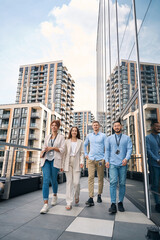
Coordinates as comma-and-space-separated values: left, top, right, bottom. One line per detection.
60, 168, 64, 172
80, 164, 84, 168
122, 159, 128, 166
86, 155, 89, 159
105, 162, 109, 168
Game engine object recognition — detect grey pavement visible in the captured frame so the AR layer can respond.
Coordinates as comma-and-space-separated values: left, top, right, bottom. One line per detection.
0, 177, 155, 240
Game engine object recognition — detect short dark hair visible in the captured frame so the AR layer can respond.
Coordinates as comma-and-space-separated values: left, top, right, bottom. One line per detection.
151, 120, 159, 127
50, 120, 61, 129
113, 118, 121, 125
68, 126, 80, 139
92, 121, 100, 125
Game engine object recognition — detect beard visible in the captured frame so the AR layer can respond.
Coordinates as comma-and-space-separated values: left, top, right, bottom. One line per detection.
114, 129, 121, 133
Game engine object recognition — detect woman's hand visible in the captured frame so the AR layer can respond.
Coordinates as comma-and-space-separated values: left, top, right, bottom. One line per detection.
45, 147, 54, 152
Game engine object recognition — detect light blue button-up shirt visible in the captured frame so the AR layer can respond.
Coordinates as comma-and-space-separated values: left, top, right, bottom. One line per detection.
146, 133, 160, 168
84, 132, 106, 161
105, 133, 132, 166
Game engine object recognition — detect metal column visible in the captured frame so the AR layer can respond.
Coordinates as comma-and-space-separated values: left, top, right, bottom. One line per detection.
108, 0, 112, 133
132, 0, 150, 218
115, 0, 121, 113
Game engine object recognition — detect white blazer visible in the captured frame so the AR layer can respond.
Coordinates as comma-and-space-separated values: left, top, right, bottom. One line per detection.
62, 139, 84, 172
41, 134, 65, 169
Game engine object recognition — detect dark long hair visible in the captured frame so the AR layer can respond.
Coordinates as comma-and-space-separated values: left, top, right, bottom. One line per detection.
68, 127, 80, 139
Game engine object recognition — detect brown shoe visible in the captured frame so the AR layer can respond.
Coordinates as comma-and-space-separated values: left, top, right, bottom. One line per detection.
75, 197, 79, 204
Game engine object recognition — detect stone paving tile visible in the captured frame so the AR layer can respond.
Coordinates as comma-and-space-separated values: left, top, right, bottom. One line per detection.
115, 211, 154, 225
66, 217, 114, 237
112, 222, 153, 240
58, 231, 112, 240
24, 214, 75, 231
79, 203, 115, 221
0, 208, 39, 226
1, 226, 62, 240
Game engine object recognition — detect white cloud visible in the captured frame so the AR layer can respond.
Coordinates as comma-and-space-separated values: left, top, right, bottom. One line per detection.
39, 0, 99, 115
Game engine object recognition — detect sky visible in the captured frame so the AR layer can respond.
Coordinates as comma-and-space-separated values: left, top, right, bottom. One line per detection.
0, 0, 160, 117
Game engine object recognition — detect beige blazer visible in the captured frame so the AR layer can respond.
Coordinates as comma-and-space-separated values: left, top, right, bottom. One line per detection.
62, 139, 84, 172
41, 134, 65, 169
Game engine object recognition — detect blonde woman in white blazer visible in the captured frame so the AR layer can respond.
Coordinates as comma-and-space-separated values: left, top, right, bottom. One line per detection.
63, 127, 84, 210
40, 120, 65, 214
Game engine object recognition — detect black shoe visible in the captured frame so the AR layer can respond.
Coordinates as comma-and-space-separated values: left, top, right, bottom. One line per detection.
118, 202, 125, 212
109, 203, 117, 213
155, 203, 160, 213
97, 194, 102, 203
85, 197, 94, 207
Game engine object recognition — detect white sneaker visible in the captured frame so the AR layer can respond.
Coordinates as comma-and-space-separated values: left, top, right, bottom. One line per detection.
51, 195, 57, 206
40, 204, 49, 214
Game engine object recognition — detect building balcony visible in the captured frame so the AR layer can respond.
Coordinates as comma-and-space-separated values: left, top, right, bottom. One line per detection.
0, 124, 9, 129
145, 113, 157, 120
61, 97, 66, 102
31, 113, 40, 118
31, 93, 37, 97
29, 134, 38, 140
2, 114, 10, 119
30, 123, 39, 129
11, 135, 17, 139
61, 117, 65, 122
0, 156, 4, 162
61, 107, 65, 112
0, 135, 7, 139
26, 157, 36, 163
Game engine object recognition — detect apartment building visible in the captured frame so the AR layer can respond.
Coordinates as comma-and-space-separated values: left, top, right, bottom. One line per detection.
73, 111, 95, 140
15, 60, 75, 136
106, 59, 160, 136
0, 103, 61, 176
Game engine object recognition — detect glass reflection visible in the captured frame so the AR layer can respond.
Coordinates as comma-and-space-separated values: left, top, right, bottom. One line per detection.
146, 121, 160, 214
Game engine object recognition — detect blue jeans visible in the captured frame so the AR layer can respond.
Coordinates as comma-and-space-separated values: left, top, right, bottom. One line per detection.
42, 160, 59, 201
109, 164, 127, 203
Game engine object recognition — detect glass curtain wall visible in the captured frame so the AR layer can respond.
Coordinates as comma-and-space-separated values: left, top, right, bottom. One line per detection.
97, 0, 160, 225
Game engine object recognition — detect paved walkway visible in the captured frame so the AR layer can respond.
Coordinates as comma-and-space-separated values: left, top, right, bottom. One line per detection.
0, 177, 155, 240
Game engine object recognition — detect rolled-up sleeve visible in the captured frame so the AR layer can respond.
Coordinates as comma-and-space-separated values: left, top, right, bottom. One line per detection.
105, 137, 110, 163
125, 137, 132, 161
84, 135, 89, 157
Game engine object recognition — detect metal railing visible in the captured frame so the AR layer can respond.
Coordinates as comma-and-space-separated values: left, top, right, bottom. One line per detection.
0, 141, 41, 200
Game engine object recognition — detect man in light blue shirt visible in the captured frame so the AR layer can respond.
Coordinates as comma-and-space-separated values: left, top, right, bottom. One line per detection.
105, 120, 132, 213
146, 120, 160, 213
84, 121, 106, 206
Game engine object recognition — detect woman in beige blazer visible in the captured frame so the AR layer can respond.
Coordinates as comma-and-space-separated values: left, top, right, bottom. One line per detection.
40, 120, 65, 214
63, 127, 84, 210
